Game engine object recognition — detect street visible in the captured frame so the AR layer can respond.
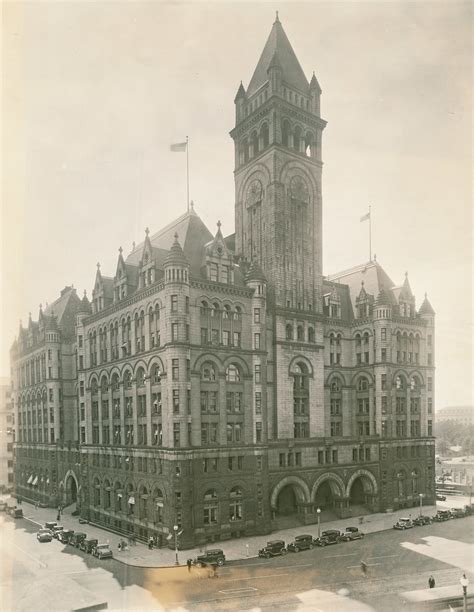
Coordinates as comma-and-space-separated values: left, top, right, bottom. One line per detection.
1, 505, 473, 611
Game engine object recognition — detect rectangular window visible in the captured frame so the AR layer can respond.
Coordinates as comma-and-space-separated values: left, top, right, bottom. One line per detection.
201, 328, 208, 344
255, 392, 262, 414
381, 348, 387, 362
257, 455, 263, 470
233, 332, 241, 347
172, 389, 180, 414
254, 333, 261, 349
332, 450, 338, 464
228, 456, 234, 470
221, 265, 229, 284
365, 447, 371, 461
381, 328, 386, 341
222, 330, 230, 346
172, 359, 179, 381
256, 422, 262, 442
210, 423, 218, 443
427, 398, 433, 414
201, 424, 209, 445
211, 329, 219, 344
353, 448, 358, 461
382, 396, 388, 414
279, 453, 286, 467
254, 308, 261, 323
78, 335, 83, 348
172, 323, 179, 341
186, 324, 190, 341
185, 296, 189, 313
209, 263, 218, 282
173, 422, 180, 447
381, 374, 387, 391
237, 456, 243, 470
428, 334, 432, 346
171, 295, 178, 312
428, 377, 433, 392
254, 364, 261, 383
318, 450, 324, 464
427, 353, 432, 366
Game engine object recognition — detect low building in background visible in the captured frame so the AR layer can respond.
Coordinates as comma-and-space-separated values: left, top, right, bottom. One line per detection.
436, 406, 473, 427
0, 377, 14, 492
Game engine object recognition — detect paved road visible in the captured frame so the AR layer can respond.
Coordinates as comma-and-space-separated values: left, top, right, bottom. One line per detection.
2, 511, 473, 611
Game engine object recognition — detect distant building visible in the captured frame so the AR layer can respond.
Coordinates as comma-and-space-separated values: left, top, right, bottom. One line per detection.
436, 406, 473, 427
11, 16, 436, 547
0, 377, 14, 492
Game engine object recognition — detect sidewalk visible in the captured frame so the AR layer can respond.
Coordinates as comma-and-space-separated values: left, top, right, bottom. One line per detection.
5, 496, 436, 568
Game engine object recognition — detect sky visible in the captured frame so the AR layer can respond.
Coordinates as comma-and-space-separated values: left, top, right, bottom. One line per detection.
1, 1, 472, 410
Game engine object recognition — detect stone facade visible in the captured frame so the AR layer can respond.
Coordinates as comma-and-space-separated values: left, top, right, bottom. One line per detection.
11, 16, 436, 548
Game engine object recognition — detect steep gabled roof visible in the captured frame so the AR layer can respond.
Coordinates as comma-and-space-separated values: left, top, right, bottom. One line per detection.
327, 261, 397, 309
322, 280, 354, 320
247, 16, 309, 97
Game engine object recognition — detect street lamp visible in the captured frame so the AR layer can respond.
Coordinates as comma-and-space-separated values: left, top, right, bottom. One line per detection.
460, 573, 468, 612
173, 525, 179, 566
419, 493, 424, 517
316, 507, 321, 539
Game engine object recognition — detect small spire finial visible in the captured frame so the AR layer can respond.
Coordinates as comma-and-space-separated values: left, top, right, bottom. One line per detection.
119, 246, 123, 255
275, 10, 280, 23
145, 227, 149, 236
374, 253, 377, 262
174, 231, 179, 241
405, 271, 408, 278
97, 262, 100, 270
190, 200, 194, 211
361, 280, 364, 287
217, 220, 222, 230
132, 241, 136, 250
424, 292, 427, 299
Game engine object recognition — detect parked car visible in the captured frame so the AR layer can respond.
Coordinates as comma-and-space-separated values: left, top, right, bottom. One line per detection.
80, 538, 98, 554
287, 534, 315, 552
258, 540, 287, 558
194, 549, 226, 567
432, 510, 451, 522
93, 543, 113, 559
44, 521, 58, 530
339, 527, 365, 541
11, 508, 23, 518
393, 518, 413, 530
450, 508, 466, 518
412, 515, 432, 526
58, 529, 75, 543
37, 529, 53, 543
315, 530, 342, 546
70, 532, 87, 547
464, 504, 474, 516
436, 493, 447, 501
51, 525, 64, 538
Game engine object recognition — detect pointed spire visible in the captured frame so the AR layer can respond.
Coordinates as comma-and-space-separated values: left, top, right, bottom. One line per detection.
164, 232, 188, 267
97, 262, 101, 271
419, 293, 435, 316
216, 220, 222, 234
80, 290, 91, 313
245, 259, 267, 283
132, 241, 136, 250
190, 200, 195, 212
145, 227, 149, 236
234, 81, 246, 102
309, 71, 322, 93
118, 246, 123, 255
267, 50, 283, 73
274, 10, 280, 24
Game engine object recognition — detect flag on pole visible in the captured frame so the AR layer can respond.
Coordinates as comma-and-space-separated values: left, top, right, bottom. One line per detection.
360, 211, 370, 222
170, 142, 187, 152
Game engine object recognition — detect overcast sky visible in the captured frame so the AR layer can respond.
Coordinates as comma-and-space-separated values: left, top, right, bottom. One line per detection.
2, 1, 472, 410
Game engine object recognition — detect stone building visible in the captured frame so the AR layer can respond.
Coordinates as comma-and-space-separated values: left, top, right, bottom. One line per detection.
11, 16, 436, 547
0, 377, 14, 492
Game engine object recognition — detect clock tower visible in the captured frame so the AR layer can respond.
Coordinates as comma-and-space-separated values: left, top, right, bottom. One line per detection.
230, 14, 326, 312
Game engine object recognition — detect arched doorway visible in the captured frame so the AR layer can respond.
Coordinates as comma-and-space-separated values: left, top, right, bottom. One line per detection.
311, 474, 346, 521
346, 471, 378, 515
271, 477, 310, 529
65, 472, 79, 506
277, 485, 297, 516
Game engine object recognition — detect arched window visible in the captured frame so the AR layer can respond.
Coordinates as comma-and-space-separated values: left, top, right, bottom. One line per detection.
396, 375, 405, 390
139, 485, 149, 520
203, 489, 218, 525
356, 377, 370, 435
111, 372, 120, 392
151, 363, 162, 385
293, 363, 309, 437
308, 327, 315, 343
305, 131, 315, 157
297, 325, 304, 341
286, 324, 293, 340
410, 376, 420, 391
229, 486, 243, 521
127, 484, 135, 515
331, 379, 341, 392
211, 302, 219, 317
100, 376, 108, 393
294, 125, 302, 152
93, 477, 101, 506
226, 364, 241, 382
242, 137, 249, 163
201, 363, 216, 381
114, 482, 123, 512
261, 122, 269, 148
154, 488, 164, 523
223, 304, 231, 319
103, 479, 111, 509
124, 370, 132, 389
200, 300, 209, 316
136, 367, 145, 387
330, 377, 343, 435
282, 120, 290, 147
357, 377, 369, 392
234, 305, 242, 321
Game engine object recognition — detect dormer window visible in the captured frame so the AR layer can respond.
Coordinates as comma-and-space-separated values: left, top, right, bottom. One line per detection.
221, 265, 229, 284
209, 263, 218, 282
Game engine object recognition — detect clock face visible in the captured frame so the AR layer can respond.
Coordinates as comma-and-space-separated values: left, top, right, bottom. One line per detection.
290, 175, 309, 203
246, 179, 263, 207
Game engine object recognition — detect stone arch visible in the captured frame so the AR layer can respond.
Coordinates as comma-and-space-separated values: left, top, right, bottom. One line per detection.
237, 165, 271, 204
64, 469, 80, 506
288, 355, 314, 377
346, 469, 378, 498
311, 473, 345, 502
270, 476, 310, 510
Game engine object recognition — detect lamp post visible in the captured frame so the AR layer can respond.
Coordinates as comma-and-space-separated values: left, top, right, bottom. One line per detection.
317, 507, 321, 539
419, 493, 424, 517
173, 525, 179, 566
460, 574, 468, 612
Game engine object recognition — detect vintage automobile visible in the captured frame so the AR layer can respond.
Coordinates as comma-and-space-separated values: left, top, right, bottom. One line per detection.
314, 530, 342, 546
80, 538, 98, 554
412, 515, 432, 526
258, 540, 287, 558
436, 493, 447, 501
93, 543, 113, 559
194, 549, 226, 567
10, 507, 23, 518
37, 528, 53, 543
432, 510, 451, 522
44, 521, 58, 530
450, 508, 466, 518
286, 534, 315, 552
51, 525, 64, 538
58, 529, 75, 543
339, 527, 365, 541
70, 532, 87, 547
393, 518, 414, 530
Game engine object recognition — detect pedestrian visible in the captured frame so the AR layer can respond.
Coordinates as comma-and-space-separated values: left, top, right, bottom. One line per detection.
148, 536, 154, 550
210, 563, 218, 579
187, 559, 192, 573
428, 575, 435, 588
34, 500, 38, 510
118, 542, 122, 552
56, 512, 60, 522
360, 561, 368, 577
153, 535, 158, 548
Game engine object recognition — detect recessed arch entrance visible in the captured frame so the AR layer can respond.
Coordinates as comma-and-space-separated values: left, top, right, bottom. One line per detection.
270, 476, 310, 528
311, 473, 345, 520
64, 470, 79, 507
346, 469, 378, 513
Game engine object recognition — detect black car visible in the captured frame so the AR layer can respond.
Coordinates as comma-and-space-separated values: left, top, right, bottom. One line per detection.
194, 549, 226, 567
339, 527, 364, 541
287, 534, 315, 552
70, 532, 87, 547
80, 538, 99, 553
436, 493, 447, 501
58, 529, 75, 543
315, 530, 341, 546
432, 510, 450, 522
258, 540, 287, 558
450, 508, 466, 518
412, 515, 432, 526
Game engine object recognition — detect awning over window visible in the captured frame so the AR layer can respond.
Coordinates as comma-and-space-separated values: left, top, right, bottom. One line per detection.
32, 476, 38, 486
27, 475, 33, 484
128, 496, 135, 505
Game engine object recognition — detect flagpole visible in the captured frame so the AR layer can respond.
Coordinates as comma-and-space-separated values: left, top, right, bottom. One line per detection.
369, 204, 372, 262
186, 136, 189, 212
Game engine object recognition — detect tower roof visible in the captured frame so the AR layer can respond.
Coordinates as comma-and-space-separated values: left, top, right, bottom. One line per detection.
164, 233, 189, 267
419, 293, 435, 315
245, 259, 267, 283
247, 16, 309, 97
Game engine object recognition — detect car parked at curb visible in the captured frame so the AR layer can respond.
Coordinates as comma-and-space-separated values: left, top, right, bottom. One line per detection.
194, 549, 226, 567
393, 518, 413, 530
450, 508, 466, 518
44, 521, 57, 530
433, 510, 451, 522
287, 534, 315, 552
70, 532, 87, 547
93, 543, 113, 559
58, 529, 75, 543
436, 493, 447, 501
80, 538, 98, 554
258, 540, 287, 558
51, 526, 64, 538
339, 527, 365, 541
314, 529, 342, 546
412, 515, 432, 526
37, 529, 53, 543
